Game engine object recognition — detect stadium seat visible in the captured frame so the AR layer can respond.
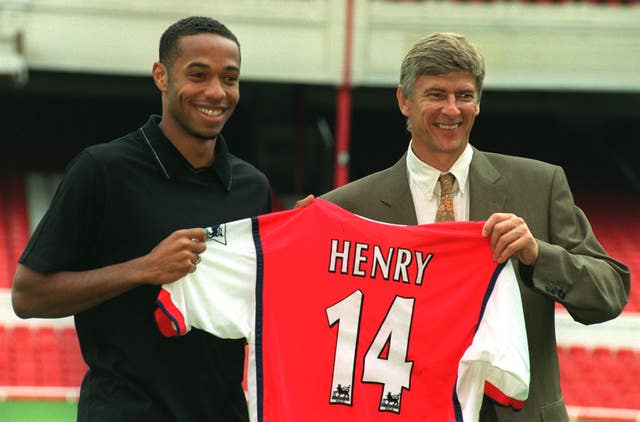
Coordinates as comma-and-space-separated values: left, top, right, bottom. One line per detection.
59, 327, 87, 386
5, 172, 30, 284
0, 325, 87, 390
575, 186, 640, 313
0, 170, 31, 289
0, 326, 9, 384
0, 201, 12, 289
559, 345, 640, 410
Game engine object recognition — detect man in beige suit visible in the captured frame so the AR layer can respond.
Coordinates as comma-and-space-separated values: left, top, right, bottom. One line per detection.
321, 33, 630, 421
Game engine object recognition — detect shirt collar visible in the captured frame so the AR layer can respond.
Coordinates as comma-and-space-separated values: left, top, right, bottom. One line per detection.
139, 115, 232, 191
406, 142, 472, 200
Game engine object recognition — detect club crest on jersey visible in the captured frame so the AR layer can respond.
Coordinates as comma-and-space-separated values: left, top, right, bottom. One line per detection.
206, 224, 227, 245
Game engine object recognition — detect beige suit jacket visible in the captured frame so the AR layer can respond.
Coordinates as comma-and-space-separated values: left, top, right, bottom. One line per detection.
321, 147, 630, 421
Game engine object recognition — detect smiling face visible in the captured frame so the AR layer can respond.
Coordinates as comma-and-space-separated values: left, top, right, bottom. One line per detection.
397, 71, 480, 170
153, 33, 240, 143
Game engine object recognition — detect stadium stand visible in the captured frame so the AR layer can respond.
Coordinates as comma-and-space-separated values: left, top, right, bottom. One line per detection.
574, 184, 640, 313
560, 346, 640, 408
560, 345, 640, 419
0, 209, 11, 289
0, 169, 30, 289
0, 324, 86, 400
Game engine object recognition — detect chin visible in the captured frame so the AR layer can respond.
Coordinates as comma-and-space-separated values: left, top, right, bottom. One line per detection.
192, 129, 220, 141
202, 133, 219, 141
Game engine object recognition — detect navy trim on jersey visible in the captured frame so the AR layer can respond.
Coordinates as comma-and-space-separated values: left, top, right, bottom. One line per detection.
252, 216, 265, 422
451, 262, 506, 421
155, 300, 183, 336
478, 263, 506, 332
453, 388, 463, 421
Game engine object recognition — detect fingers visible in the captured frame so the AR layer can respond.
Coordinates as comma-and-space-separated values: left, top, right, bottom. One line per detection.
483, 213, 538, 265
183, 227, 206, 243
482, 213, 512, 258
492, 225, 528, 263
192, 239, 206, 255
183, 229, 205, 272
188, 254, 203, 273
482, 213, 510, 238
294, 194, 315, 209
145, 228, 207, 284
173, 228, 206, 254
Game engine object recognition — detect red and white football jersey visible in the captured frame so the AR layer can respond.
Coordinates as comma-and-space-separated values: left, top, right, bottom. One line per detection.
155, 199, 529, 422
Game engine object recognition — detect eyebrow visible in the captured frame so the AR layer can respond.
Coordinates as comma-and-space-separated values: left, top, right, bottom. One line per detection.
423, 87, 475, 95
186, 62, 240, 73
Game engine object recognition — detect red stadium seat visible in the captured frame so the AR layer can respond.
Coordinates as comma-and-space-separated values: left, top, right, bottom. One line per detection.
0, 326, 10, 384
0, 325, 87, 390
0, 170, 31, 288
559, 345, 640, 410
575, 185, 640, 313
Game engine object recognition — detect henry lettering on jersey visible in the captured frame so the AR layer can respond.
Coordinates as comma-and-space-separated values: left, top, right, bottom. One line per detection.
328, 239, 433, 286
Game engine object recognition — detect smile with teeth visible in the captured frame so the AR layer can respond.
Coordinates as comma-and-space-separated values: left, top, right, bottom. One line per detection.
436, 122, 460, 130
197, 107, 223, 117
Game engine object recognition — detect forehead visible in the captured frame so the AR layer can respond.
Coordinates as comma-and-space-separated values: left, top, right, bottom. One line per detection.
173, 33, 240, 69
414, 71, 477, 92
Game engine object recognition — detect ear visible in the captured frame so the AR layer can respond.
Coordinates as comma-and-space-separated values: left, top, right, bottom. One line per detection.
152, 62, 168, 92
473, 100, 480, 116
396, 85, 410, 117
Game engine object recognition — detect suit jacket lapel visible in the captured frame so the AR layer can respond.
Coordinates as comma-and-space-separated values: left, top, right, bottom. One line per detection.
375, 148, 505, 224
378, 154, 418, 225
469, 147, 507, 221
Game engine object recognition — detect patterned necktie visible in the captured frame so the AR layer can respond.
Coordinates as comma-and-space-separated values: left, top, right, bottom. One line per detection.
435, 173, 456, 222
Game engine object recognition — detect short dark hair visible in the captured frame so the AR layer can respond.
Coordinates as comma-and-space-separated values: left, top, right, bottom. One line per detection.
159, 16, 241, 70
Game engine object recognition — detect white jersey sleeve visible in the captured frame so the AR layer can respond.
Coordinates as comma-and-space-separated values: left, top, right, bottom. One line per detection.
156, 217, 257, 341
456, 259, 530, 420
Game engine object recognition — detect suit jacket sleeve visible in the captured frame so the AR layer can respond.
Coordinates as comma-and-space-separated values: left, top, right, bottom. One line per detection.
518, 165, 630, 324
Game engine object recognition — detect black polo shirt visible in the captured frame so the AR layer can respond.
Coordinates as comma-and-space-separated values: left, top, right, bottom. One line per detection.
20, 115, 271, 421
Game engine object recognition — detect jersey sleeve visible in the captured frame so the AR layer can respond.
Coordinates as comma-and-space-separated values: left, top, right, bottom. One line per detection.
155, 217, 258, 341
20, 150, 106, 272
456, 260, 530, 419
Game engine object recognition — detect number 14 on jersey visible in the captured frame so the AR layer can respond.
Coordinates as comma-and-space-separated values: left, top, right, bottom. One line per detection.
326, 290, 415, 414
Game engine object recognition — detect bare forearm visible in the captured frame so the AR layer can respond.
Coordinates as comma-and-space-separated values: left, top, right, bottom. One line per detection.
11, 259, 149, 319
12, 228, 207, 319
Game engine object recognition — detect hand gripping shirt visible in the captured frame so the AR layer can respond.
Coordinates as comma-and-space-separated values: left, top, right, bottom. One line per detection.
155, 199, 529, 422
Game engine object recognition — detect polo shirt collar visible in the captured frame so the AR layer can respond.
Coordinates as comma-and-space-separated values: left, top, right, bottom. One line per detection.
139, 115, 232, 191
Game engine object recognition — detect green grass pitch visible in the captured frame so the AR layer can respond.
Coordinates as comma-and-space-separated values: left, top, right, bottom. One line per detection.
0, 400, 77, 422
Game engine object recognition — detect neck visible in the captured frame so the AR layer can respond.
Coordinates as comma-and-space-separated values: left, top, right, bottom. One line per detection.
159, 119, 217, 168
182, 139, 216, 168
410, 144, 462, 173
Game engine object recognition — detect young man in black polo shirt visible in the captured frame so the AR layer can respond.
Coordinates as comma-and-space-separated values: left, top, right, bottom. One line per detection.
11, 16, 270, 421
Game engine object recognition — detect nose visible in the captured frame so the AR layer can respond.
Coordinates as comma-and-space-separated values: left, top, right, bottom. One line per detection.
442, 94, 461, 116
204, 78, 225, 100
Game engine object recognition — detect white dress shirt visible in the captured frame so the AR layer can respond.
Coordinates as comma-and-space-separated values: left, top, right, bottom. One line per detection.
406, 142, 473, 224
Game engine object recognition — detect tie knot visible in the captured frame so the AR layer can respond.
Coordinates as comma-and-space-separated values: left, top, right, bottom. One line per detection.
438, 173, 456, 196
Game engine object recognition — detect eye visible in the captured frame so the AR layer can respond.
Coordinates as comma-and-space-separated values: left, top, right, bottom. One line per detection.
458, 93, 476, 102
189, 72, 205, 80
426, 92, 445, 100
